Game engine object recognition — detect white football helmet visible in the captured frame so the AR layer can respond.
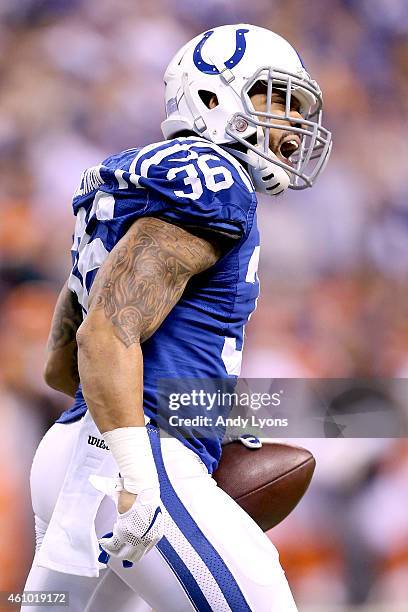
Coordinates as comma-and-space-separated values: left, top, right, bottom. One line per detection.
161, 24, 332, 195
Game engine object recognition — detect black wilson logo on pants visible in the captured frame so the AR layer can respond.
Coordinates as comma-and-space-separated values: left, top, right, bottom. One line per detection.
87, 435, 109, 450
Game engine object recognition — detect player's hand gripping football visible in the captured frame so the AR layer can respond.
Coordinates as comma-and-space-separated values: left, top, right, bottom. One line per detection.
90, 475, 164, 565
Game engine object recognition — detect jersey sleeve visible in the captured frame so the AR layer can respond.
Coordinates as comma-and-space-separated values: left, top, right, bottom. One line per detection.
126, 138, 256, 240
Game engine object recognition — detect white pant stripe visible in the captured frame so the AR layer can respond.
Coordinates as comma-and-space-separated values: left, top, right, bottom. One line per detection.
162, 507, 232, 612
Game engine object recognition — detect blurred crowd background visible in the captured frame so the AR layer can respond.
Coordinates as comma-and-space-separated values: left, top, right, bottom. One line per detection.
0, 0, 407, 609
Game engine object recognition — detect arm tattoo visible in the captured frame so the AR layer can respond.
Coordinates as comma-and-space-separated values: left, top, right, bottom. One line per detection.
89, 217, 220, 347
48, 284, 83, 351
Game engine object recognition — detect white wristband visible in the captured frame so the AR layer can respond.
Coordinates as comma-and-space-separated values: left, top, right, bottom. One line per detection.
103, 427, 159, 494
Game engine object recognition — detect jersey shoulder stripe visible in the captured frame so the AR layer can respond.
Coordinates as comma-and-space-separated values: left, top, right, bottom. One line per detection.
129, 137, 254, 194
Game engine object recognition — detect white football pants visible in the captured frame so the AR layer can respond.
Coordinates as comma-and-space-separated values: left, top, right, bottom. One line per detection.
24, 418, 298, 611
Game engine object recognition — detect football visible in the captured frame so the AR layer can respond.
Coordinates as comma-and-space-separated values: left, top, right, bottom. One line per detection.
213, 441, 316, 532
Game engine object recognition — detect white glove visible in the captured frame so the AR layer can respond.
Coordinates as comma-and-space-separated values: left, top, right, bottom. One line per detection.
222, 432, 262, 449
90, 476, 164, 567
238, 434, 262, 449
99, 487, 164, 564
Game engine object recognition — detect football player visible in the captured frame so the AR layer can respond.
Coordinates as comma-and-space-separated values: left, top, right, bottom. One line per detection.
23, 24, 331, 611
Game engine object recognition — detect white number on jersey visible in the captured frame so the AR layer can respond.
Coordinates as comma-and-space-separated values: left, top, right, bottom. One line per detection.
221, 246, 260, 376
167, 153, 233, 200
68, 193, 115, 312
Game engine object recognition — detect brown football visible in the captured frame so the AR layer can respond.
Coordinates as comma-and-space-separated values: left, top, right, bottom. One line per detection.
213, 441, 316, 532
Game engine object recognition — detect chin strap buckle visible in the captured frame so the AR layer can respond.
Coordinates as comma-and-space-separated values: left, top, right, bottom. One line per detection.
194, 116, 207, 133
220, 67, 235, 84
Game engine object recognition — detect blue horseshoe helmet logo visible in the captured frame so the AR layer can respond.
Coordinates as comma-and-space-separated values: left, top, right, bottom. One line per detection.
193, 28, 250, 75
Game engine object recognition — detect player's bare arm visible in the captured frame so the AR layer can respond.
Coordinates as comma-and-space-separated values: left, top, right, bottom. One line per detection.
44, 282, 83, 398
77, 216, 220, 433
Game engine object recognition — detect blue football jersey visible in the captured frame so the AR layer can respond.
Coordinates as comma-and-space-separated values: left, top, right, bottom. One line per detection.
57, 136, 260, 472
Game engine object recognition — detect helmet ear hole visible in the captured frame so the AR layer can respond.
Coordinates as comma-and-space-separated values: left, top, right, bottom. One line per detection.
198, 90, 219, 109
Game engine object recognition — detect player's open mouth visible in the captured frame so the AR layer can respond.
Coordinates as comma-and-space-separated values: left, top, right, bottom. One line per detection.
278, 135, 301, 166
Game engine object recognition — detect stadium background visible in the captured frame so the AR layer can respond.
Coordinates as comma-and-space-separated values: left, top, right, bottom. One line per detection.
0, 0, 407, 610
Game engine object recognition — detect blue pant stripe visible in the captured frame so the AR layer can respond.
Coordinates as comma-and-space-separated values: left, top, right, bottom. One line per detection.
147, 425, 251, 612
157, 536, 213, 612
